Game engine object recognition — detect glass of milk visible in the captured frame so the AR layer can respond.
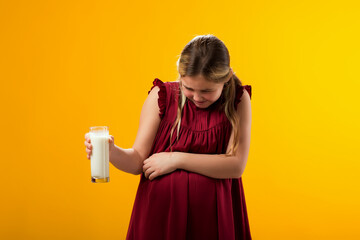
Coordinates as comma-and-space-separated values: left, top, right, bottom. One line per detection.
89, 126, 110, 183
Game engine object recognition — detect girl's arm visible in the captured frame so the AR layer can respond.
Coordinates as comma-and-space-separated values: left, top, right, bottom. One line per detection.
177, 89, 251, 178
143, 89, 251, 180
109, 86, 161, 175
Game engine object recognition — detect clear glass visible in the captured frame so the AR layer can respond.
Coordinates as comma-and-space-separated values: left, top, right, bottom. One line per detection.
89, 126, 110, 183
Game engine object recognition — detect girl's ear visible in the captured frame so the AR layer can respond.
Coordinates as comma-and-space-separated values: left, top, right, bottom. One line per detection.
229, 68, 234, 78
224, 68, 234, 86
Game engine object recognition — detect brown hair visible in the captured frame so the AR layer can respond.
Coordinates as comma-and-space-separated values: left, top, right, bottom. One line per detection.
170, 34, 243, 156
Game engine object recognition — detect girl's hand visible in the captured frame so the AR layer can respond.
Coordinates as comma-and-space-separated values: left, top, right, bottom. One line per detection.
84, 133, 115, 160
143, 152, 178, 180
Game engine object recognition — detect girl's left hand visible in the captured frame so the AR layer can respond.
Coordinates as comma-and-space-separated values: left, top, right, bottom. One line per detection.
143, 152, 178, 180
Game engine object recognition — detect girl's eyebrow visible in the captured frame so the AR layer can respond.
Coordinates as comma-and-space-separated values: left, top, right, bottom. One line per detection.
182, 83, 213, 91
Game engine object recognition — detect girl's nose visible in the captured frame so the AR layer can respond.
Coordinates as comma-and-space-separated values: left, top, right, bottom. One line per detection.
193, 92, 204, 102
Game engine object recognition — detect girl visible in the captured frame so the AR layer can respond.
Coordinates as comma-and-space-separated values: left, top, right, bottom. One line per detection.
85, 34, 252, 240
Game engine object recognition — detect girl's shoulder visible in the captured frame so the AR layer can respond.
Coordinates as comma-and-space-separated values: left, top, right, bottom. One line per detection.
150, 78, 180, 98
241, 84, 252, 98
236, 84, 252, 100
234, 84, 252, 110
148, 78, 180, 120
149, 78, 179, 90
164, 79, 180, 90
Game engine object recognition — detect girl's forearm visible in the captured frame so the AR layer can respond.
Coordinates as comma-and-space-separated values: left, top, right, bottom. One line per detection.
109, 145, 143, 175
175, 152, 244, 179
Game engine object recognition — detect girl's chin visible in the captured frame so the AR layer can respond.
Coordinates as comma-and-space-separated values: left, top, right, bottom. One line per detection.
193, 100, 209, 107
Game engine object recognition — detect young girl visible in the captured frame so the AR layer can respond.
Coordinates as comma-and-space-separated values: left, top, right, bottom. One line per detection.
85, 34, 252, 240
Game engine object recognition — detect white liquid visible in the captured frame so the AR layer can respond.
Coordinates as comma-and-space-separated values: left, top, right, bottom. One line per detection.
89, 132, 109, 180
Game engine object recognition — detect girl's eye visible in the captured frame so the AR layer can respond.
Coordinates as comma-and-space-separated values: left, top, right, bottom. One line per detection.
184, 86, 212, 93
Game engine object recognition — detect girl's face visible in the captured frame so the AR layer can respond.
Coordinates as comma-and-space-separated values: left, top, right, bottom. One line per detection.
180, 75, 226, 109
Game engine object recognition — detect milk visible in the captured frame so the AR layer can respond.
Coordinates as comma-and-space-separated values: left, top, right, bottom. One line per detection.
89, 129, 109, 183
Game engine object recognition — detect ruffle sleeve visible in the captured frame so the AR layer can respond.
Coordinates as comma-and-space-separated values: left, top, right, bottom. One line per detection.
148, 78, 167, 119
234, 84, 252, 109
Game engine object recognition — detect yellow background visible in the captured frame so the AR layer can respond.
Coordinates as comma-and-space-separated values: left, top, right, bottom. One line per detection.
1, 0, 359, 239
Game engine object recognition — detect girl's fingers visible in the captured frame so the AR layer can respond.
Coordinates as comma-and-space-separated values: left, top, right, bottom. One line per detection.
143, 162, 150, 172
148, 171, 156, 181
85, 133, 92, 160
144, 167, 154, 179
84, 140, 92, 149
84, 133, 91, 143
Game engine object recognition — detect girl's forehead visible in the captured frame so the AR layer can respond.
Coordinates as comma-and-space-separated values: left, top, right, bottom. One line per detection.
181, 75, 221, 90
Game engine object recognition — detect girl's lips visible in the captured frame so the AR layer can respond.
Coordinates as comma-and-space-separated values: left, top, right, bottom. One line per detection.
194, 100, 206, 104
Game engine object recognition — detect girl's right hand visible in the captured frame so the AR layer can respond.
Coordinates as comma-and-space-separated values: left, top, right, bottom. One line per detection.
84, 133, 92, 160
84, 133, 115, 160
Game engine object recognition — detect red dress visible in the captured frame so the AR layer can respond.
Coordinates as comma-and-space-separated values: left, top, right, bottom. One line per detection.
126, 78, 252, 240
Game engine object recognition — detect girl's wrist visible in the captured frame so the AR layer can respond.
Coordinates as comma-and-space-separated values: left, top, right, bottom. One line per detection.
172, 152, 182, 169
109, 145, 118, 163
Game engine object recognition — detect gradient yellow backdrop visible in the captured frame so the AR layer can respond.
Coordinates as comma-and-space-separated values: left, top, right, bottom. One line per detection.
1, 0, 359, 239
